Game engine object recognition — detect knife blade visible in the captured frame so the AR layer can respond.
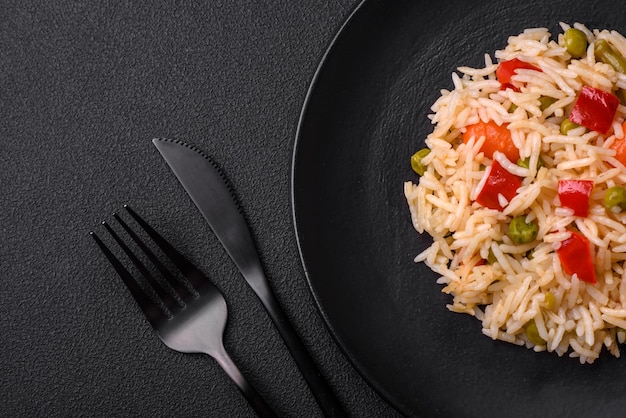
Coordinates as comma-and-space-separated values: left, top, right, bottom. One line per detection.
152, 138, 346, 418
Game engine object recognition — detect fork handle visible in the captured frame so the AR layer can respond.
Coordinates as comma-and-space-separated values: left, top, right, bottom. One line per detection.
213, 346, 278, 418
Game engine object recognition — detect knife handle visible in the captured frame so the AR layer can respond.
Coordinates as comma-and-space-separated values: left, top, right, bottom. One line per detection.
256, 280, 347, 418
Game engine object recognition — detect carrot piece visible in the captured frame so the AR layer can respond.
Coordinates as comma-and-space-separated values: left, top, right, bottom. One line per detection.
609, 121, 626, 166
462, 120, 520, 162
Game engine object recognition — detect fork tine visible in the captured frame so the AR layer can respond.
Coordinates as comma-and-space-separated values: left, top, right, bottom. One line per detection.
124, 205, 207, 290
90, 231, 165, 327
101, 221, 180, 313
113, 212, 195, 301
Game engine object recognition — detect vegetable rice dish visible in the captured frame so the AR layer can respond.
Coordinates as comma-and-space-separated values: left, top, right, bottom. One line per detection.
404, 23, 626, 363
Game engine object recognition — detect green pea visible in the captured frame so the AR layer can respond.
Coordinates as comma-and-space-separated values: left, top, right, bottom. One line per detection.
508, 216, 539, 245
595, 39, 626, 74
564, 28, 588, 59
525, 320, 546, 346
517, 158, 530, 169
410, 148, 430, 175
539, 96, 557, 112
604, 186, 626, 212
560, 118, 580, 135
543, 292, 556, 310
517, 156, 544, 170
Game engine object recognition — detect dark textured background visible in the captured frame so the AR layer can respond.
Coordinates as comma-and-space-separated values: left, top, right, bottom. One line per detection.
0, 0, 399, 416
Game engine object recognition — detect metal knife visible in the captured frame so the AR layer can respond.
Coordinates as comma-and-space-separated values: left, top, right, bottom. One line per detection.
152, 138, 346, 418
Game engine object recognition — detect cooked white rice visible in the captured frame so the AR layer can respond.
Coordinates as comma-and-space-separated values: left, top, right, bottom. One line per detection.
405, 23, 626, 363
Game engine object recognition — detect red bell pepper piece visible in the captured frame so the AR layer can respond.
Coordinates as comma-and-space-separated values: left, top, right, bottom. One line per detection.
500, 82, 520, 92
462, 120, 520, 162
557, 179, 594, 217
496, 58, 542, 88
569, 86, 619, 135
557, 231, 597, 284
475, 160, 522, 211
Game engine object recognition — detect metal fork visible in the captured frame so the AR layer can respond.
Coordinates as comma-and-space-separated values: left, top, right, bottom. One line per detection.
90, 205, 277, 418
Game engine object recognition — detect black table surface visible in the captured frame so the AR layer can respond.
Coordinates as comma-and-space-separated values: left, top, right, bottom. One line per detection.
1, 0, 399, 417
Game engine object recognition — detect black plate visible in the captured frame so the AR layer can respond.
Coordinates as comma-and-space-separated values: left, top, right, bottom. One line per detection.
292, 1, 626, 416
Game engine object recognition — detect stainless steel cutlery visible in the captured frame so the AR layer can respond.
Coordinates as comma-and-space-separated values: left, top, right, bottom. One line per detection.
91, 138, 346, 417
91, 206, 277, 417
152, 138, 345, 417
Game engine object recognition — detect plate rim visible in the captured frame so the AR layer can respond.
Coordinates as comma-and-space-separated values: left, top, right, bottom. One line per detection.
289, 0, 406, 415
290, 3, 626, 417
